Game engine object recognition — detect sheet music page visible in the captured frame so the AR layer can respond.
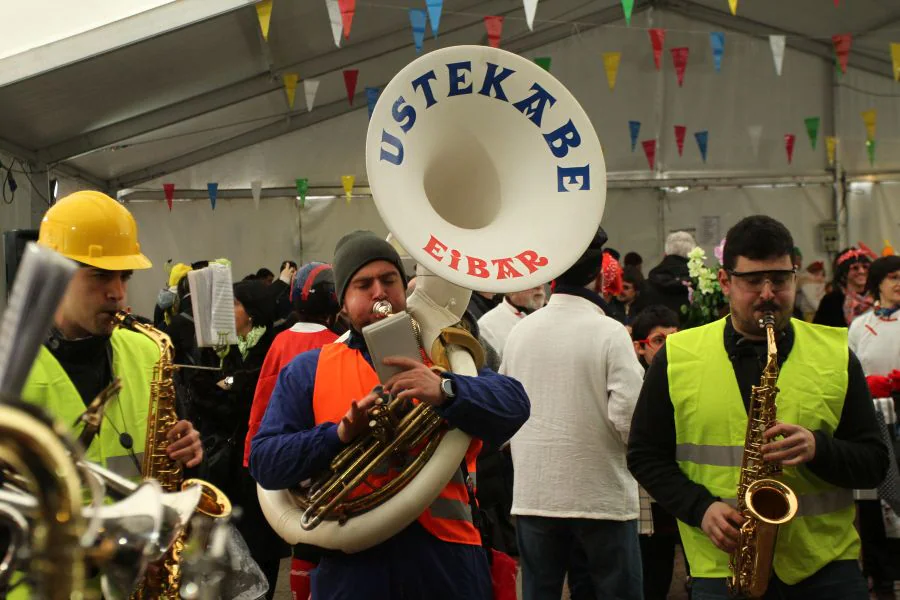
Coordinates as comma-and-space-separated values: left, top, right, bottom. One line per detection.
187, 268, 212, 347
209, 264, 238, 346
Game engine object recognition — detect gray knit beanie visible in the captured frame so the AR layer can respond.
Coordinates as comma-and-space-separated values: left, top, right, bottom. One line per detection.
333, 230, 407, 305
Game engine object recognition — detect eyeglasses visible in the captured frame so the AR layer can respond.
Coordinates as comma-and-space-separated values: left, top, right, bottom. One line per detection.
637, 333, 669, 348
727, 269, 797, 292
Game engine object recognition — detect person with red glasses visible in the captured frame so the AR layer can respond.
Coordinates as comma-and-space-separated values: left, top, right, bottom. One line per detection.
631, 305, 680, 370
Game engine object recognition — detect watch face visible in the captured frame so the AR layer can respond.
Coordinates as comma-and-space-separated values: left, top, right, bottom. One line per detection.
441, 378, 454, 397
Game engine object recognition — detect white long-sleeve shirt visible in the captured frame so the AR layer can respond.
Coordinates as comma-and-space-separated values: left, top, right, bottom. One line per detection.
477, 297, 526, 358
501, 293, 645, 520
848, 310, 900, 376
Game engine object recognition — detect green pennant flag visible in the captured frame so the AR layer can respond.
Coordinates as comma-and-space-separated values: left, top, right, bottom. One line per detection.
866, 139, 876, 166
534, 57, 552, 72
621, 0, 634, 25
804, 117, 820, 150
296, 177, 309, 207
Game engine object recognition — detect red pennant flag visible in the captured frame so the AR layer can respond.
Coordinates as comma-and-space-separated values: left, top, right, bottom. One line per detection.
674, 125, 686, 156
642, 140, 657, 170
484, 16, 503, 48
671, 47, 689, 87
834, 0, 839, 5
343, 69, 359, 106
832, 34, 851, 74
649, 29, 666, 70
784, 134, 796, 164
163, 183, 174, 211
338, 0, 356, 39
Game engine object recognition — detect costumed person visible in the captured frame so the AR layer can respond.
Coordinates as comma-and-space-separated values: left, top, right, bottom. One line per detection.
814, 246, 875, 327
847, 255, 900, 599
502, 227, 645, 600
477, 284, 546, 358
628, 215, 889, 600
249, 230, 530, 599
153, 260, 192, 328
18, 191, 204, 598
593, 250, 625, 324
244, 261, 341, 600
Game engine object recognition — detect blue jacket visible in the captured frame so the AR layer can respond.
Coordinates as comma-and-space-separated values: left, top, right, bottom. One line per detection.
249, 330, 530, 600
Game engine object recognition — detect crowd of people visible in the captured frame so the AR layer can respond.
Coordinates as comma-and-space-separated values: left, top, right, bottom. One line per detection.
10, 188, 899, 600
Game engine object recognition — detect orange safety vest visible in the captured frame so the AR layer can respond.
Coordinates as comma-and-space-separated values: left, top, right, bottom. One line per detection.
312, 342, 482, 546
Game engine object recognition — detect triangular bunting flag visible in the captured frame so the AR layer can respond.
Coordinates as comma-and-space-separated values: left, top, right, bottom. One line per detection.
642, 140, 657, 170
283, 73, 299, 109
338, 0, 356, 40
769, 35, 786, 76
833, 34, 851, 74
861, 109, 877, 141
603, 52, 621, 90
523, 0, 538, 32
674, 125, 686, 156
534, 57, 551, 72
728, 0, 738, 15
892, 43, 900, 81
207, 183, 218, 211
426, 0, 442, 38
834, 0, 840, 5
296, 178, 308, 207
629, 120, 641, 152
163, 183, 174, 211
485, 16, 504, 48
695, 131, 709, 163
748, 125, 763, 157
804, 117, 820, 150
410, 9, 427, 53
366, 87, 381, 120
649, 29, 666, 70
325, 0, 342, 47
342, 175, 355, 204
256, 0, 273, 41
826, 136, 837, 166
866, 139, 876, 166
621, 0, 634, 26
304, 79, 320, 112
710, 32, 725, 72
785, 134, 796, 165
251, 180, 262, 210
343, 69, 359, 106
671, 47, 689, 87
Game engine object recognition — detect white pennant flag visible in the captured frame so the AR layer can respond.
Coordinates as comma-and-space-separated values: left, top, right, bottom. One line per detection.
251, 180, 262, 210
523, 0, 539, 31
325, 0, 342, 48
304, 79, 320, 112
748, 125, 763, 158
769, 35, 785, 76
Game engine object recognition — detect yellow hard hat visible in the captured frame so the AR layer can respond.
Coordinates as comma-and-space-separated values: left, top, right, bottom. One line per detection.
38, 190, 152, 271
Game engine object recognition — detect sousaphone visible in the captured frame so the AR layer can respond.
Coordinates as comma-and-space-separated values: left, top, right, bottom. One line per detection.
259, 44, 606, 553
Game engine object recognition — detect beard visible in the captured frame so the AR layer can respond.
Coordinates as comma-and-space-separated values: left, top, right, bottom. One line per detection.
732, 299, 792, 337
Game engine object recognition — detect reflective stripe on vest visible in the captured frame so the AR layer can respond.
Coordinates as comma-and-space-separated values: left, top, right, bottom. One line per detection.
22, 328, 158, 483
312, 342, 482, 545
667, 317, 859, 585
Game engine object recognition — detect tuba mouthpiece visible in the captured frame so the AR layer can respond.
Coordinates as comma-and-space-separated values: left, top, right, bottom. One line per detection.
372, 301, 393, 317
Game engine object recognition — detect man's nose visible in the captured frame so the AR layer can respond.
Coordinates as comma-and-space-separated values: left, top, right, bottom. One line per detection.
371, 280, 388, 299
107, 276, 127, 301
758, 280, 776, 301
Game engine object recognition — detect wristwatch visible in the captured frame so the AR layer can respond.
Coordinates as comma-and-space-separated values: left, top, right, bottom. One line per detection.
439, 376, 456, 400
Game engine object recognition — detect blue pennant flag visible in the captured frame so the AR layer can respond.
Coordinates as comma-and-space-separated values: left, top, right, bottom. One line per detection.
409, 9, 427, 53
366, 87, 381, 120
426, 0, 443, 38
695, 131, 709, 162
207, 182, 218, 210
629, 120, 641, 152
710, 32, 725, 72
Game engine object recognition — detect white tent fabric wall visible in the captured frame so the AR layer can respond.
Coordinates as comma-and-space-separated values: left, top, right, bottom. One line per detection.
0, 151, 37, 313
836, 69, 900, 173
847, 182, 900, 252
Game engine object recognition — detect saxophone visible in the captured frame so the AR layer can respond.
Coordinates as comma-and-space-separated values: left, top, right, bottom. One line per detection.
728, 313, 799, 599
114, 311, 232, 599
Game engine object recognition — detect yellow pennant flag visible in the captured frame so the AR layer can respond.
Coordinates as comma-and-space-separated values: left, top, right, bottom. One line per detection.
728, 0, 738, 15
283, 73, 299, 109
342, 175, 355, 204
602, 52, 621, 91
256, 0, 274, 41
826, 136, 837, 165
861, 109, 877, 141
891, 43, 900, 82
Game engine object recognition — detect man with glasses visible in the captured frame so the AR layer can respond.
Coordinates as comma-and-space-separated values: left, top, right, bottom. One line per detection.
627, 215, 889, 600
631, 305, 680, 370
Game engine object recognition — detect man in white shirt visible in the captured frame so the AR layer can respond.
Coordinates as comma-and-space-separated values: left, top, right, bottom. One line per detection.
477, 285, 545, 357
501, 227, 645, 600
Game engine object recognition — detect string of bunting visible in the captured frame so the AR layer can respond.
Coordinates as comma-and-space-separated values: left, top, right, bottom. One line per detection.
159, 176, 363, 211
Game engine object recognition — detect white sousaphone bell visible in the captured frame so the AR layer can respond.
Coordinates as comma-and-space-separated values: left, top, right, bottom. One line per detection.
259, 44, 606, 553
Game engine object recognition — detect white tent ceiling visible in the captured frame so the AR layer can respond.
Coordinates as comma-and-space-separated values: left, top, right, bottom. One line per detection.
0, 0, 898, 193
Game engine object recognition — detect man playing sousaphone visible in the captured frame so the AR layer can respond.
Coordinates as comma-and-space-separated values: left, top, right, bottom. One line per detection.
250, 231, 530, 598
